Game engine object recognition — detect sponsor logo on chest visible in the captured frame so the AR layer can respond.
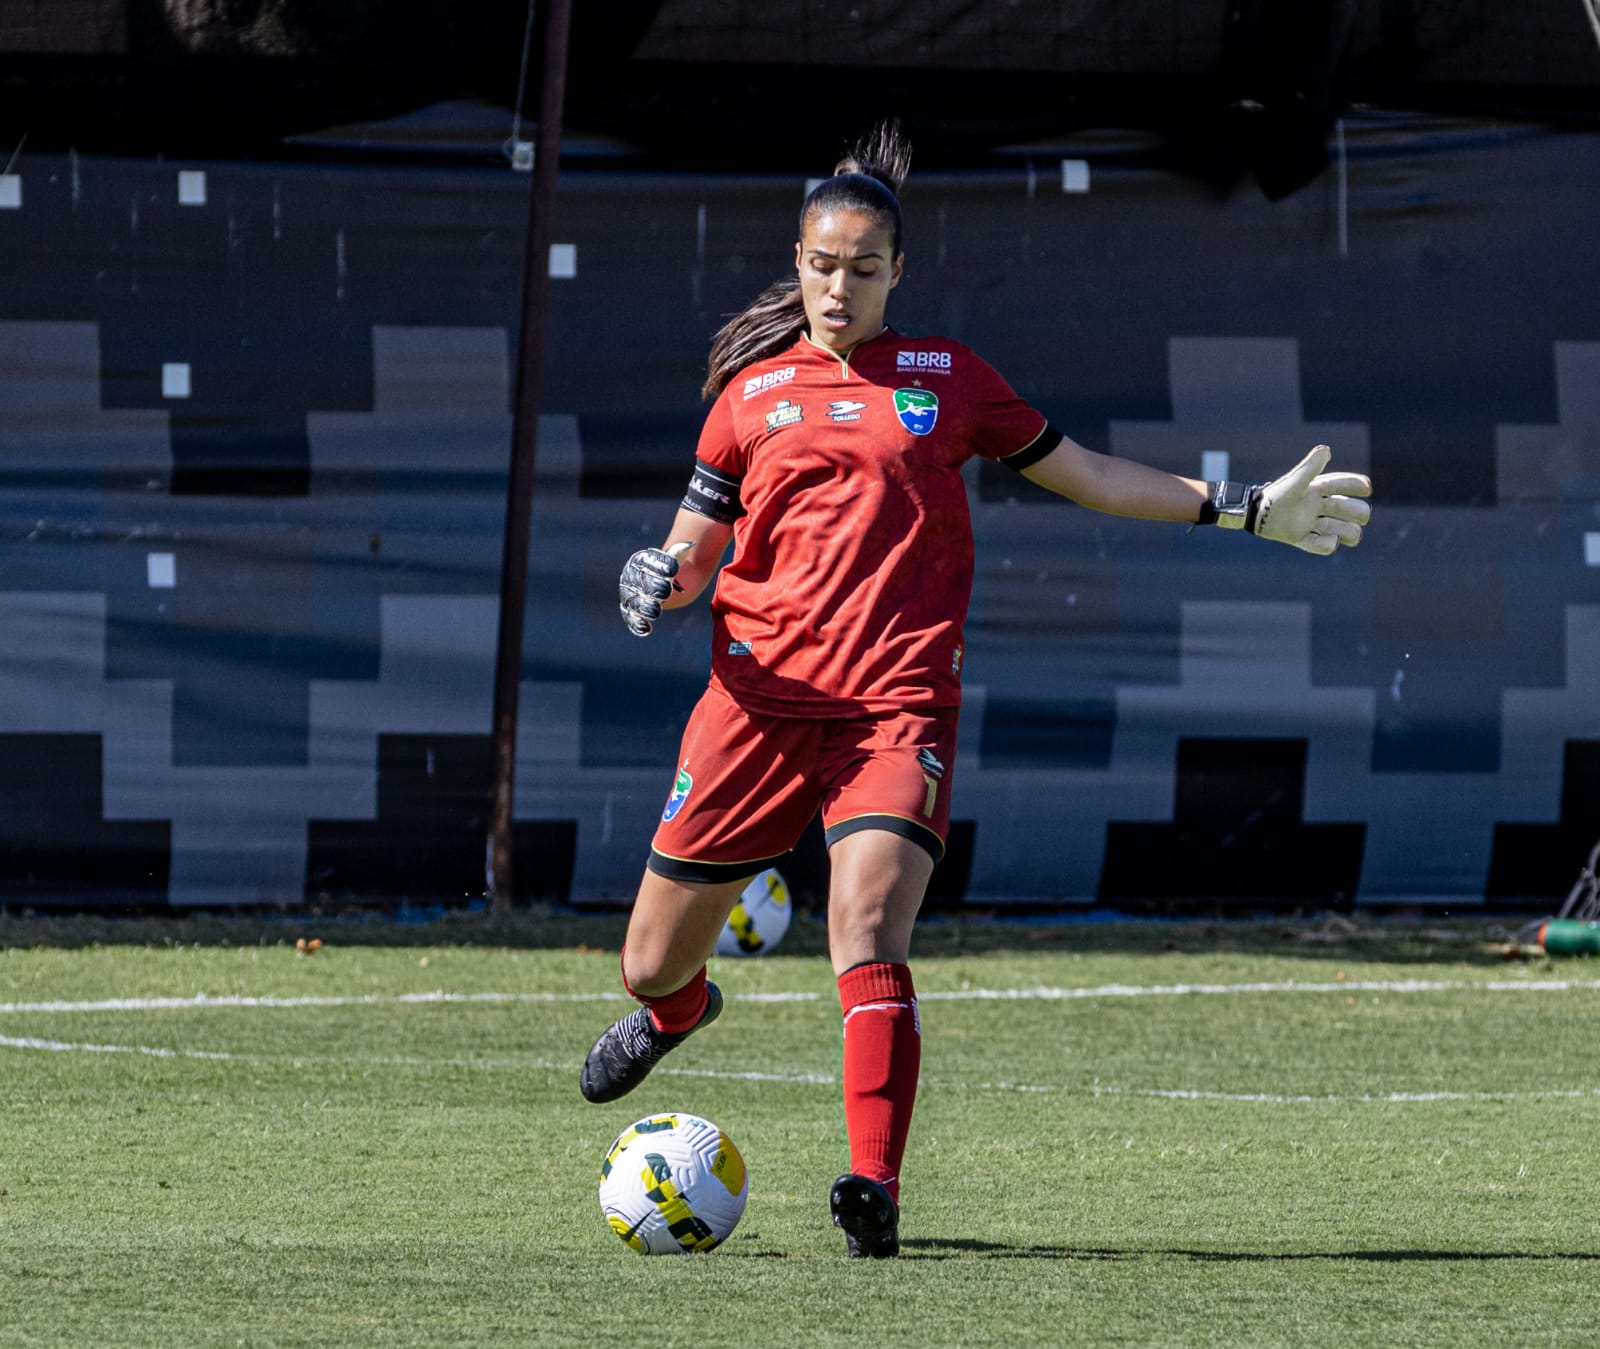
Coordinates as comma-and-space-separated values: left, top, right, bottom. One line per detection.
765, 399, 804, 432
827, 399, 868, 423
896, 349, 953, 374
743, 366, 796, 399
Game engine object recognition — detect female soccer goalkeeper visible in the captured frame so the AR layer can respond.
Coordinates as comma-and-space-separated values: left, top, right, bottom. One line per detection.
581, 122, 1372, 1258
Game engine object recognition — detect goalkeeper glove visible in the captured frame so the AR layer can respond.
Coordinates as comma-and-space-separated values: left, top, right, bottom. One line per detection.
618, 547, 681, 637
1207, 445, 1372, 555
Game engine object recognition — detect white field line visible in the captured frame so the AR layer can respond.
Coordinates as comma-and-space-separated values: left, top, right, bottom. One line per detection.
2, 976, 1598, 1104
646, 1069, 1600, 1104
0, 1032, 829, 1080
0, 1032, 234, 1060
918, 978, 1600, 1001
4, 976, 1599, 1018
3, 1030, 1597, 1107
0, 990, 633, 1014
1083, 1084, 1600, 1105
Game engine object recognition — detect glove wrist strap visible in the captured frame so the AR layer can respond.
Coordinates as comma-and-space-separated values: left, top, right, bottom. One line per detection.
1202, 479, 1255, 529
1243, 485, 1265, 534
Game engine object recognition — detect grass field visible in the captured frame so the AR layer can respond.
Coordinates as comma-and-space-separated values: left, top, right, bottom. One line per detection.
2, 909, 1596, 1347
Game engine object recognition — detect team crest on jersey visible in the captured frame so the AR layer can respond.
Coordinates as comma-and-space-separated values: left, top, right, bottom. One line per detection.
743, 366, 796, 399
896, 350, 953, 374
827, 400, 867, 423
894, 388, 939, 436
765, 399, 804, 432
662, 765, 693, 822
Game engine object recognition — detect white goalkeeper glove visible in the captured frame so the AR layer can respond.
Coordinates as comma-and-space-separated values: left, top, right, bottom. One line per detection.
618, 547, 681, 637
1208, 445, 1372, 555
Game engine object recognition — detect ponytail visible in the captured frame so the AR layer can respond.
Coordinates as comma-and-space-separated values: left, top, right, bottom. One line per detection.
828, 119, 913, 210
701, 121, 914, 400
701, 277, 806, 401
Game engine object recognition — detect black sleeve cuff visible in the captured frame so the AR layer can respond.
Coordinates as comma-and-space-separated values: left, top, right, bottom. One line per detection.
999, 424, 1065, 474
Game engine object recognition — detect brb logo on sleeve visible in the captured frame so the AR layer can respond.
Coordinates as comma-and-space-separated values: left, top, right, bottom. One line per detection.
893, 388, 939, 436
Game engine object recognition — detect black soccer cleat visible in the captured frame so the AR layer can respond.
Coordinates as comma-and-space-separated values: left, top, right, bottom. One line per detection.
830, 1173, 900, 1259
579, 981, 723, 1103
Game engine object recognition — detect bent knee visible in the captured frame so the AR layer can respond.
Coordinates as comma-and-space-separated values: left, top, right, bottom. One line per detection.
621, 950, 697, 1000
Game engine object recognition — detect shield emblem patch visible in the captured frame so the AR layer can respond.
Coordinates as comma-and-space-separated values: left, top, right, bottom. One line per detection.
893, 388, 939, 436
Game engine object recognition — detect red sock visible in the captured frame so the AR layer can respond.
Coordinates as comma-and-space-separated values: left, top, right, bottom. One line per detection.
837, 961, 921, 1206
620, 952, 709, 1034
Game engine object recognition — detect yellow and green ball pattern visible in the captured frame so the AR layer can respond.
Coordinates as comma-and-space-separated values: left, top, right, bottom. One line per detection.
598, 1112, 748, 1255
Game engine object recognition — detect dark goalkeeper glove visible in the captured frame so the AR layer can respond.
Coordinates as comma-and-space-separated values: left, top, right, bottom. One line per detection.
618, 547, 682, 637
1210, 445, 1372, 555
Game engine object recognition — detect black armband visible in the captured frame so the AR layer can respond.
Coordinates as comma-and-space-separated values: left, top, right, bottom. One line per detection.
999, 425, 1065, 474
681, 459, 743, 524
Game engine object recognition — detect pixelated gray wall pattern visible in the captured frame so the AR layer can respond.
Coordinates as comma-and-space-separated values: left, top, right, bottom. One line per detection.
0, 112, 1596, 909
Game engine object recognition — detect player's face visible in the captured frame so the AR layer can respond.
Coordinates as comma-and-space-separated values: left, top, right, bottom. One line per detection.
795, 208, 903, 354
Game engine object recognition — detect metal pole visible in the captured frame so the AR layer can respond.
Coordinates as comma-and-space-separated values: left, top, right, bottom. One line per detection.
488, 0, 573, 913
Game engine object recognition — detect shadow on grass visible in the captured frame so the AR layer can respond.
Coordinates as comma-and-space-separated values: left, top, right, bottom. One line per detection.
900, 1239, 1600, 1262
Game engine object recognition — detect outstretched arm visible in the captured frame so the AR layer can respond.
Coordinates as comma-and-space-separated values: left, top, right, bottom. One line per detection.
1018, 434, 1212, 522
1016, 435, 1372, 555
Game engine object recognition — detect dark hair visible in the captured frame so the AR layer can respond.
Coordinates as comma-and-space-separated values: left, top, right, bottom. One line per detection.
701, 121, 912, 400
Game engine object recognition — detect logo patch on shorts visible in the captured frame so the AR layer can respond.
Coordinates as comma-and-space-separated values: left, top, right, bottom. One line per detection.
917, 746, 945, 780
893, 388, 938, 436
662, 765, 693, 822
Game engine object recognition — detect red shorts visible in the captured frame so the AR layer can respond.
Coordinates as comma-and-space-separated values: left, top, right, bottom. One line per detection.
648, 684, 959, 884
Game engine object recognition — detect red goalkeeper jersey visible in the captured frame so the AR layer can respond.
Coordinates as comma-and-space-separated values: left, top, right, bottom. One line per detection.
693, 328, 1054, 717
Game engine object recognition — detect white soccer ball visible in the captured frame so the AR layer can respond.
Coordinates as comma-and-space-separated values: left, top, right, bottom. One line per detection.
716, 867, 792, 957
598, 1112, 748, 1255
